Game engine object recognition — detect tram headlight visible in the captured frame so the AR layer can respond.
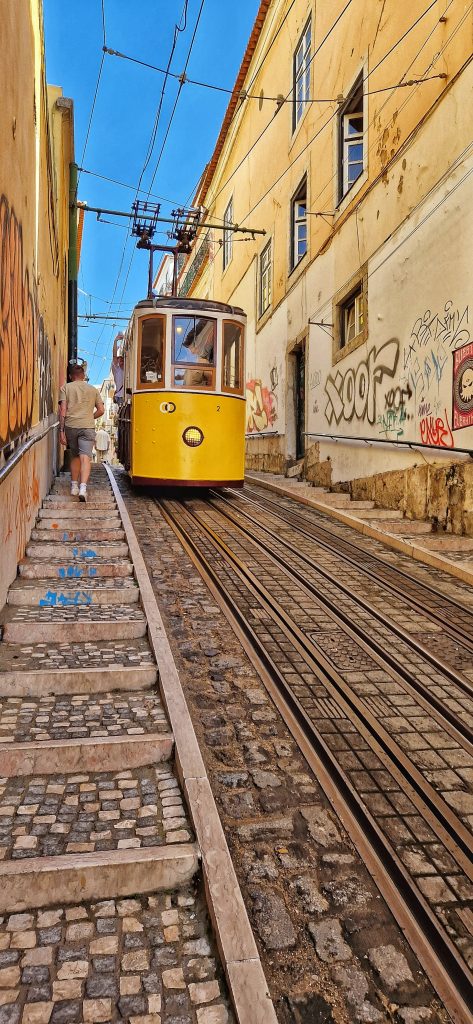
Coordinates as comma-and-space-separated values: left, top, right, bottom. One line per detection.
182, 426, 204, 447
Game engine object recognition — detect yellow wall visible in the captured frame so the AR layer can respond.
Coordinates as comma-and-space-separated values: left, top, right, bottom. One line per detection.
181, 0, 473, 489
0, 0, 73, 606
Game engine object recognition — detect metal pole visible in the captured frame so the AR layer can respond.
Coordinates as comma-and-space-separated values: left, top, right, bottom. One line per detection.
147, 248, 154, 300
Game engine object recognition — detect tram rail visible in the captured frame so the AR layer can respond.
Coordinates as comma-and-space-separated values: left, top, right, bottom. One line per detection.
157, 493, 473, 1024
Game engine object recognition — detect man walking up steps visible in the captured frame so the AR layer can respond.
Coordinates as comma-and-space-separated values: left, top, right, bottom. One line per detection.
59, 364, 105, 502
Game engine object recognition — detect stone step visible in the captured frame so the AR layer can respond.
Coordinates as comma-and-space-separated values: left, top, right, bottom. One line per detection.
317, 493, 352, 507
0, 886, 225, 1021
25, 541, 129, 560
43, 497, 117, 510
0, 689, 167, 748
416, 535, 473, 551
2, 606, 147, 643
351, 508, 404, 520
381, 520, 434, 535
0, 765, 197, 911
7, 579, 140, 607
39, 506, 120, 519
0, 664, 157, 697
31, 527, 126, 543
346, 500, 375, 510
0, 638, 156, 692
36, 514, 121, 529
1, 732, 173, 777
19, 559, 133, 579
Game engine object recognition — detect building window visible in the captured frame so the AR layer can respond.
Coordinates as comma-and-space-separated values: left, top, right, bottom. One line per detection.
291, 177, 307, 271
259, 240, 272, 317
339, 74, 364, 201
223, 198, 233, 270
293, 17, 311, 131
222, 321, 244, 393
138, 316, 165, 388
172, 315, 216, 389
340, 286, 364, 349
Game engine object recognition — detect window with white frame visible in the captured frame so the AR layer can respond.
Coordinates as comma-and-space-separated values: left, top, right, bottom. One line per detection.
291, 177, 307, 271
223, 197, 233, 270
340, 284, 364, 348
259, 240, 272, 317
339, 74, 364, 201
293, 17, 311, 131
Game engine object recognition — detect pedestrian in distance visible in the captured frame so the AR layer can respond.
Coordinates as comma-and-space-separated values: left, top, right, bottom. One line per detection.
111, 332, 125, 406
95, 425, 110, 463
59, 364, 105, 502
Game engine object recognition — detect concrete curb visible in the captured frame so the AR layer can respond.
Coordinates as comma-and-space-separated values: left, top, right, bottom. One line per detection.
105, 466, 278, 1024
0, 731, 173, 776
0, 843, 199, 913
245, 472, 473, 588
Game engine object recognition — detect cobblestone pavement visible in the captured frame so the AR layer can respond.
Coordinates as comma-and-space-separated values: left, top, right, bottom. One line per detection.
0, 765, 193, 860
118, 473, 451, 1024
0, 692, 168, 743
0, 467, 236, 1024
0, 640, 154, 674
0, 884, 231, 1024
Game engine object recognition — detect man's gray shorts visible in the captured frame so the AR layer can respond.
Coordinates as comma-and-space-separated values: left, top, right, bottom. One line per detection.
65, 426, 95, 457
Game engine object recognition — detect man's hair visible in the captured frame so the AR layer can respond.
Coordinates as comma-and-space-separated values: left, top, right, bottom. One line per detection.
70, 364, 85, 379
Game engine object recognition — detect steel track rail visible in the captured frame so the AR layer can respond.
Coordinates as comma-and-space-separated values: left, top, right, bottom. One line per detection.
241, 484, 473, 650
173, 499, 473, 864
208, 490, 473, 740
157, 497, 473, 1024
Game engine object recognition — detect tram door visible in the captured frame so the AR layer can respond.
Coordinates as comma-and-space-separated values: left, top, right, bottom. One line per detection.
295, 345, 306, 460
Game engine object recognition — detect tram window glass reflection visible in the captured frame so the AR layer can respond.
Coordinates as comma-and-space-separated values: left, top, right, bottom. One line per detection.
222, 322, 243, 393
173, 316, 216, 365
139, 317, 165, 386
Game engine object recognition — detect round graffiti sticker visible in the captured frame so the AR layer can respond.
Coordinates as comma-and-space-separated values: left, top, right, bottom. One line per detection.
453, 357, 473, 414
160, 401, 176, 414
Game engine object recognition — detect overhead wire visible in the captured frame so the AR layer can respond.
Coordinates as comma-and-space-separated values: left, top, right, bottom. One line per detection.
85, 0, 191, 379
77, 0, 107, 189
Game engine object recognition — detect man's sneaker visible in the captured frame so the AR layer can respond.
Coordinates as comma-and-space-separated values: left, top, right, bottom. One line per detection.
71, 481, 79, 497
79, 484, 87, 503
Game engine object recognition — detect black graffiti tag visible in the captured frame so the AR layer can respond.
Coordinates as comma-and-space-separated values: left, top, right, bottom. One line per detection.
324, 339, 400, 426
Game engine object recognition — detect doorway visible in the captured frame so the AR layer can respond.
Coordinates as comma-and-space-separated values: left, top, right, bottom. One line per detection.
295, 345, 306, 460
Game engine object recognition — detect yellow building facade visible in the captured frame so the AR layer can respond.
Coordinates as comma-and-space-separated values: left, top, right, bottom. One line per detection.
181, 0, 473, 530
0, 0, 74, 605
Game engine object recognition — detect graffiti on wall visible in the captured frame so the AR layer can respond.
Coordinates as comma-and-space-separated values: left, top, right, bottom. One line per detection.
38, 317, 53, 421
0, 195, 36, 447
452, 341, 473, 431
2, 447, 40, 560
405, 301, 470, 409
246, 378, 278, 433
419, 408, 453, 448
324, 339, 399, 427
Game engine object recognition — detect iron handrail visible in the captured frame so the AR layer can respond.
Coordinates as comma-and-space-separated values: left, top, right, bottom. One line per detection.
0, 419, 59, 487
305, 431, 473, 456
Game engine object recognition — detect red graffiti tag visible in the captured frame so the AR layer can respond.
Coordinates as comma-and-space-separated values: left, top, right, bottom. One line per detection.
419, 408, 454, 448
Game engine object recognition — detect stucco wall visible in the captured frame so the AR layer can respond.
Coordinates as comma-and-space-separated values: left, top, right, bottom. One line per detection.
0, 0, 72, 607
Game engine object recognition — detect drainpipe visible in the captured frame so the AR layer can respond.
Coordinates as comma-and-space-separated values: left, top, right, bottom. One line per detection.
68, 161, 78, 364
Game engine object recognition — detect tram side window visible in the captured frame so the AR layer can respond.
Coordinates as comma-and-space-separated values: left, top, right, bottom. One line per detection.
139, 317, 165, 386
173, 316, 216, 389
222, 322, 243, 393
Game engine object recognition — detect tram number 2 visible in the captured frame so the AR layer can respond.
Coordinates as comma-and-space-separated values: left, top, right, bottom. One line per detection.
160, 401, 176, 414
216, 405, 220, 412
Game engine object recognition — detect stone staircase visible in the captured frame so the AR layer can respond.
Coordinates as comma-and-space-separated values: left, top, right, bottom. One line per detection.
0, 465, 232, 1024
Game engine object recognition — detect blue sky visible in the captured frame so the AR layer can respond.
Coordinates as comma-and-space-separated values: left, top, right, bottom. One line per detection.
43, 0, 259, 384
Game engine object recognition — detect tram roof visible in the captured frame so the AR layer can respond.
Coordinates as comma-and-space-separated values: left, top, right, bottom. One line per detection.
134, 297, 245, 317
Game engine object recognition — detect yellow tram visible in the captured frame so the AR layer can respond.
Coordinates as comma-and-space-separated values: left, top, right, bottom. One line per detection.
117, 296, 246, 486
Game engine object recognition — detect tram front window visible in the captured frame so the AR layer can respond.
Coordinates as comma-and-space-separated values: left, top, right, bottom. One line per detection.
222, 321, 243, 392
172, 316, 216, 389
139, 317, 164, 386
